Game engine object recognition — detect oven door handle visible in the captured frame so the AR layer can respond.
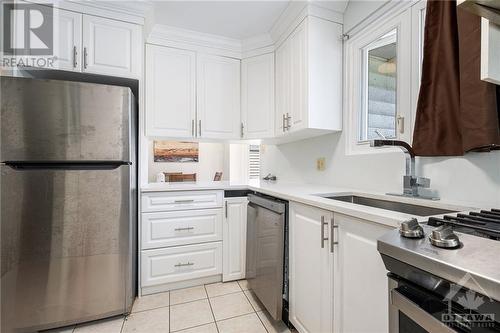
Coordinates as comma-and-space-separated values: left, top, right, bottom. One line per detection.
390, 289, 457, 333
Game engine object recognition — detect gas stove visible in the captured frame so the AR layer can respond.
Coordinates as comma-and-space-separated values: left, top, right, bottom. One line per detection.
378, 209, 500, 332
379, 209, 500, 300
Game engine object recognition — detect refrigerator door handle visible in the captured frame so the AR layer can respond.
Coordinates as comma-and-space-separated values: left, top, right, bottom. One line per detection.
3, 161, 132, 170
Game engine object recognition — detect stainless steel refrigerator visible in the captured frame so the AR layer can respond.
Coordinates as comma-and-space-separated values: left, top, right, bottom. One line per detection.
1, 76, 137, 333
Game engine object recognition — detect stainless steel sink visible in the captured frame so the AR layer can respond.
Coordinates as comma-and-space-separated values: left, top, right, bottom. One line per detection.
322, 195, 457, 216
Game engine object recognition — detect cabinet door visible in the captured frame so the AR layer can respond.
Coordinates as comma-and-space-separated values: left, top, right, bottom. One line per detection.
289, 202, 333, 333
197, 54, 241, 139
241, 53, 275, 139
54, 9, 81, 71
275, 40, 291, 136
333, 213, 391, 333
289, 21, 307, 132
145, 45, 196, 137
222, 197, 248, 282
82, 15, 141, 78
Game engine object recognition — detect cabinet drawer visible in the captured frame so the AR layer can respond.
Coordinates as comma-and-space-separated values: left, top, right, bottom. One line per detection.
142, 191, 223, 212
142, 209, 223, 249
141, 242, 222, 287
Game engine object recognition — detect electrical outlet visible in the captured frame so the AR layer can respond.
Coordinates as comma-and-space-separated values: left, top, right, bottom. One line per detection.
316, 157, 326, 171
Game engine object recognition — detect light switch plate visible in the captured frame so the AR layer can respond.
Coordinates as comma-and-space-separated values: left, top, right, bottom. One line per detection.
316, 157, 326, 171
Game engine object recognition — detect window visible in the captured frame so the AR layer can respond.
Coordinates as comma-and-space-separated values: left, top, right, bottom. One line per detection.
360, 29, 398, 141
345, 1, 425, 154
248, 145, 260, 180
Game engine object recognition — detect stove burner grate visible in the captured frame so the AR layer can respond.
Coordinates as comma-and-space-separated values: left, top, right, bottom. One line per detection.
427, 209, 500, 240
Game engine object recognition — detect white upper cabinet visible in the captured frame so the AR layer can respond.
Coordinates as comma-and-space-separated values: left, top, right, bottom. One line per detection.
54, 9, 81, 71
82, 15, 141, 78
275, 40, 292, 136
146, 45, 196, 138
241, 53, 275, 139
197, 54, 241, 139
289, 21, 307, 132
275, 16, 343, 142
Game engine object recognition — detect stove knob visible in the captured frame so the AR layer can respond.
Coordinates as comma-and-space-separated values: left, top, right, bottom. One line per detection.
399, 218, 424, 238
429, 226, 461, 249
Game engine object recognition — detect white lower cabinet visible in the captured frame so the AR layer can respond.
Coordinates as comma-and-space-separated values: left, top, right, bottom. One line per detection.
140, 190, 225, 294
333, 213, 391, 333
222, 197, 248, 282
290, 203, 393, 333
289, 202, 334, 333
141, 241, 222, 287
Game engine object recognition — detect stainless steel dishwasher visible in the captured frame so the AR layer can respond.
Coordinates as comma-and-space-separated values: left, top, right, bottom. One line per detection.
246, 193, 289, 322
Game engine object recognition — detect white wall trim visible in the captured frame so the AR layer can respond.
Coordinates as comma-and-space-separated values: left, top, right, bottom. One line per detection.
344, 2, 413, 156
344, 0, 419, 37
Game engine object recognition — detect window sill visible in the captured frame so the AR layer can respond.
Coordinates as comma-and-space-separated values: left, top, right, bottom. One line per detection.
346, 141, 403, 156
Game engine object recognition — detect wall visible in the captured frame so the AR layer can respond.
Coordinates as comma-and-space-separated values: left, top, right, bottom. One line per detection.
148, 141, 229, 182
260, 0, 500, 208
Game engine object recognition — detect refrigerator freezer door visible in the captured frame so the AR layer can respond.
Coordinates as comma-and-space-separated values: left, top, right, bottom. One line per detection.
0, 165, 134, 332
0, 76, 132, 162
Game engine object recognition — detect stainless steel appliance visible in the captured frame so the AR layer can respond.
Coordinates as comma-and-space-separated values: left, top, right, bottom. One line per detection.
1, 76, 137, 333
378, 209, 500, 332
246, 193, 289, 322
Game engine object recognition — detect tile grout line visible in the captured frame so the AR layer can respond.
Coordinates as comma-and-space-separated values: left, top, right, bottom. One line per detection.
255, 311, 270, 333
204, 284, 220, 333
170, 321, 218, 333
119, 316, 125, 333
130, 304, 170, 314
241, 290, 270, 333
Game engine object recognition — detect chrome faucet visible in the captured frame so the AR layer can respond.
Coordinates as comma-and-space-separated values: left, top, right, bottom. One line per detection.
370, 139, 439, 200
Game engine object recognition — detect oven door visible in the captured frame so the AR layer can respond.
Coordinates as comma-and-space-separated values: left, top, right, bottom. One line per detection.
388, 275, 498, 333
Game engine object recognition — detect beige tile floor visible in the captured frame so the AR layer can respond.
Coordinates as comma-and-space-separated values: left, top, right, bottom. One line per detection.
43, 280, 292, 333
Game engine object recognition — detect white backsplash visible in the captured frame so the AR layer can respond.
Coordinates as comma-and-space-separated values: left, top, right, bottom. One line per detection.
260, 133, 500, 208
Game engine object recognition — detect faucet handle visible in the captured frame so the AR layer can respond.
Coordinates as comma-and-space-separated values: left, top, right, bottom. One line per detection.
415, 177, 430, 188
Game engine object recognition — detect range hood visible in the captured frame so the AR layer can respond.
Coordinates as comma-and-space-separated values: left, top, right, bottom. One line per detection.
458, 0, 500, 85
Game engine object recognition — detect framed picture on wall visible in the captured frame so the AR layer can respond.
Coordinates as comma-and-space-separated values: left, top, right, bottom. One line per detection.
153, 141, 199, 162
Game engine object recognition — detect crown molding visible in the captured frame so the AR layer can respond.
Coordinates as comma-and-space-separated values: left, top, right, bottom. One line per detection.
148, 25, 243, 58
24, 0, 149, 25
271, 2, 344, 47
241, 33, 275, 58
146, 1, 347, 59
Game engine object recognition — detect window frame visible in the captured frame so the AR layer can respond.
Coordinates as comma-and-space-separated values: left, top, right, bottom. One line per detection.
345, 1, 425, 155
360, 30, 398, 142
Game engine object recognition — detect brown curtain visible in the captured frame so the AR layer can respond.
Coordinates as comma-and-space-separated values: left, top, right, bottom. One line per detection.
412, 0, 500, 156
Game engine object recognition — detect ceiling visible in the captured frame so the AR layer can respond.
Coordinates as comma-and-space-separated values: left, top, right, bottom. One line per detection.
151, 1, 348, 40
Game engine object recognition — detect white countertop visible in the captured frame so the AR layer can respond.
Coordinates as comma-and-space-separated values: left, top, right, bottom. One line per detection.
141, 181, 473, 228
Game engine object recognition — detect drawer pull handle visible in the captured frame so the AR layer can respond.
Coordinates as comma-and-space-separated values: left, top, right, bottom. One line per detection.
174, 199, 195, 204
174, 227, 194, 231
175, 262, 194, 267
